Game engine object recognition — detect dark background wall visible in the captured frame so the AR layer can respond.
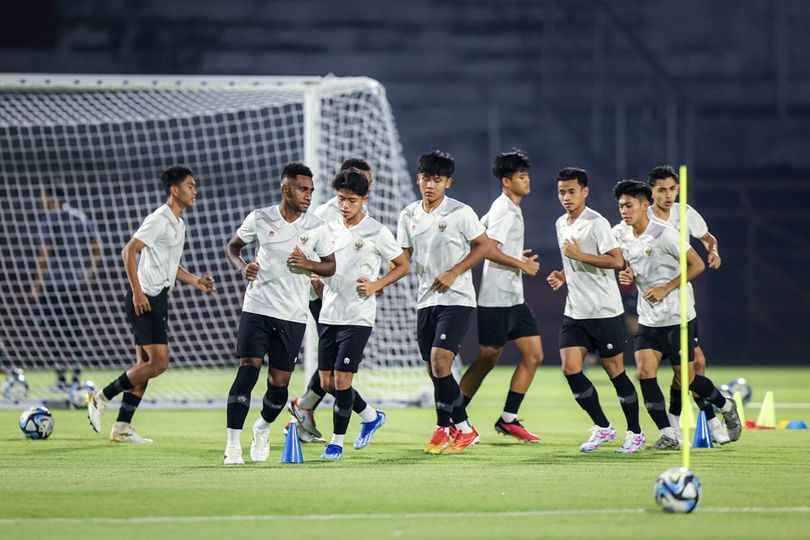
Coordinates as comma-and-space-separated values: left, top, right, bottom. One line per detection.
2, 0, 808, 364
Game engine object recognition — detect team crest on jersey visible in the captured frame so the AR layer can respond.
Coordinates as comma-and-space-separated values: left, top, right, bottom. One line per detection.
268, 229, 275, 237
299, 234, 310, 246
354, 240, 364, 251
438, 221, 447, 232
644, 246, 652, 257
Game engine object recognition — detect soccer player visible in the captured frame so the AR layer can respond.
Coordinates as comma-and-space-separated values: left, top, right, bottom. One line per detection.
397, 150, 489, 454
317, 168, 410, 459
289, 158, 373, 443
646, 165, 727, 443
87, 166, 215, 443
458, 150, 544, 442
223, 162, 335, 465
546, 167, 644, 454
612, 179, 741, 450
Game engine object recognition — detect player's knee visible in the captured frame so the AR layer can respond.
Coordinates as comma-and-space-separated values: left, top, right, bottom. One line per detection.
523, 349, 544, 368
334, 372, 352, 390
693, 352, 706, 373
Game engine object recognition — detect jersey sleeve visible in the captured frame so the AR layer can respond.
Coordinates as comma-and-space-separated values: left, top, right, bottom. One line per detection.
376, 226, 404, 261
313, 224, 335, 257
397, 209, 412, 249
661, 227, 693, 259
133, 211, 165, 248
458, 206, 486, 242
593, 218, 621, 254
235, 210, 258, 244
484, 205, 515, 245
686, 206, 709, 239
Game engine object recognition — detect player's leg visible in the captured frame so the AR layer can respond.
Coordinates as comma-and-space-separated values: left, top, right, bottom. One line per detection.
418, 307, 451, 453
636, 346, 678, 450
289, 322, 334, 441
460, 306, 508, 405
110, 345, 153, 444
288, 298, 328, 437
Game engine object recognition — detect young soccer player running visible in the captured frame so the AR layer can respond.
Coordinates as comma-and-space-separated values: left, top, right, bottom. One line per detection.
87, 166, 215, 443
546, 167, 643, 454
646, 165, 727, 443
223, 163, 335, 465
612, 179, 741, 450
458, 150, 544, 442
289, 158, 373, 443
317, 168, 410, 459
397, 150, 489, 454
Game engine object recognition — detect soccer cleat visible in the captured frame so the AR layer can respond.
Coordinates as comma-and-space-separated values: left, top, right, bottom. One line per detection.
223, 445, 244, 465
250, 419, 270, 462
615, 431, 646, 454
668, 413, 684, 445
710, 421, 731, 445
424, 427, 451, 454
720, 398, 742, 442
283, 422, 325, 443
579, 424, 616, 452
353, 410, 387, 450
87, 391, 108, 433
444, 426, 480, 454
494, 418, 541, 443
321, 444, 343, 460
109, 422, 153, 444
287, 398, 322, 439
649, 434, 681, 451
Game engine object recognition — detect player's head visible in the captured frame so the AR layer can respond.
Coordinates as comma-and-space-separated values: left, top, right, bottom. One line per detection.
493, 149, 531, 196
614, 179, 652, 226
417, 150, 454, 204
557, 167, 589, 214
646, 165, 679, 211
280, 162, 315, 213
340, 157, 373, 187
161, 165, 196, 208
40, 182, 65, 210
333, 168, 370, 223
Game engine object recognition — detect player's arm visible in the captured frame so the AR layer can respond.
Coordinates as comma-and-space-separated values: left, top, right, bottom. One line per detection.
699, 231, 721, 269
31, 244, 53, 301
562, 240, 624, 270
288, 248, 336, 277
121, 237, 151, 315
84, 236, 102, 282
357, 251, 410, 298
226, 235, 260, 281
486, 238, 540, 276
432, 233, 489, 293
643, 248, 705, 303
176, 266, 215, 294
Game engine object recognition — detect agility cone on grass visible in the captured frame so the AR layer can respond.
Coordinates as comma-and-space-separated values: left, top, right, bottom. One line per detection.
754, 391, 776, 429
281, 420, 304, 463
692, 410, 713, 448
733, 390, 746, 425
786, 420, 808, 430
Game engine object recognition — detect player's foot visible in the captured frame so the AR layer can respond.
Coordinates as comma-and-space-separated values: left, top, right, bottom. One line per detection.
250, 419, 270, 462
87, 391, 108, 433
668, 413, 684, 445
424, 427, 451, 454
615, 431, 645, 454
321, 444, 343, 460
649, 434, 681, 451
444, 426, 480, 454
287, 398, 321, 439
283, 422, 325, 443
109, 421, 153, 444
579, 424, 616, 452
353, 410, 387, 450
709, 418, 731, 444
494, 418, 541, 443
720, 398, 742, 442
223, 445, 244, 465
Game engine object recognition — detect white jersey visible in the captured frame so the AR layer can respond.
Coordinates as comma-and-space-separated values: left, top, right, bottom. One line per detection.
648, 203, 708, 240
478, 193, 525, 307
319, 216, 403, 327
132, 204, 186, 296
236, 205, 334, 324
612, 219, 696, 327
555, 207, 624, 319
397, 196, 486, 309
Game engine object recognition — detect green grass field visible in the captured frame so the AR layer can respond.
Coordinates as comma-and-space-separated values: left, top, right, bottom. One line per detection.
2, 365, 809, 539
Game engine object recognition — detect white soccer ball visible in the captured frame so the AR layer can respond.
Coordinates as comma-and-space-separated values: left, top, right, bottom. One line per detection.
19, 406, 54, 440
654, 467, 701, 513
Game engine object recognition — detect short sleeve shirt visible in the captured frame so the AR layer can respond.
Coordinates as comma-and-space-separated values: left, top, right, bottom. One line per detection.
133, 205, 186, 296
478, 193, 525, 307
648, 203, 708, 240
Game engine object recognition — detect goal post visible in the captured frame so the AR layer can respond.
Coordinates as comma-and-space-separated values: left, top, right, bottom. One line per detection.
0, 73, 428, 408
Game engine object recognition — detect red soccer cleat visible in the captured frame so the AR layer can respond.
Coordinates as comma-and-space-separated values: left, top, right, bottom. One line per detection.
424, 427, 451, 454
494, 418, 541, 443
444, 426, 480, 453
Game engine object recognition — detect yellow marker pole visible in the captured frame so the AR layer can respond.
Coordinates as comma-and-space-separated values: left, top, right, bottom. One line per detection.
679, 165, 691, 469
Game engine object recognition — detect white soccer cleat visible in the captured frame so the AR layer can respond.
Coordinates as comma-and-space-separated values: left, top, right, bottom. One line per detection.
668, 413, 684, 446
709, 419, 731, 445
223, 445, 244, 465
287, 398, 321, 439
579, 424, 616, 452
615, 430, 646, 454
250, 419, 271, 462
109, 422, 153, 444
87, 391, 108, 433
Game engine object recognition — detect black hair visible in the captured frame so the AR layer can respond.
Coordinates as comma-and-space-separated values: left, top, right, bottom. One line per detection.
340, 157, 371, 172
332, 168, 370, 197
161, 165, 193, 195
557, 167, 589, 187
42, 183, 65, 201
647, 165, 679, 186
281, 162, 314, 183
613, 179, 653, 203
418, 150, 455, 177
493, 149, 531, 180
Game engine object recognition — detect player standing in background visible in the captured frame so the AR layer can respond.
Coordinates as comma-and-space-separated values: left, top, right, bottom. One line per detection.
222, 163, 335, 465
87, 166, 215, 443
458, 150, 544, 443
397, 150, 489, 454
546, 167, 644, 454
612, 179, 741, 450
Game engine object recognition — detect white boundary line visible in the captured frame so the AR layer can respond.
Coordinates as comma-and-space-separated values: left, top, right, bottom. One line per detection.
1, 507, 808, 526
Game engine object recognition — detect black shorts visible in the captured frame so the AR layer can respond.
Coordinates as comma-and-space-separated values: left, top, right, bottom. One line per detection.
124, 287, 169, 346
309, 298, 322, 321
235, 312, 306, 372
634, 319, 698, 366
317, 324, 373, 373
416, 305, 474, 362
477, 303, 539, 347
558, 315, 626, 358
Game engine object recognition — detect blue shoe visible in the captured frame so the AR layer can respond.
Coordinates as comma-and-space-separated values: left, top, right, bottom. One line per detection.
353, 410, 387, 450
321, 444, 343, 460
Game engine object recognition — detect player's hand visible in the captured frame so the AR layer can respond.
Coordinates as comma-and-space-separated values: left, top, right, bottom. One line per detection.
242, 261, 260, 281
287, 246, 310, 271
431, 270, 457, 293
356, 276, 379, 298
30, 283, 42, 302
643, 286, 670, 303
197, 275, 216, 294
521, 249, 540, 276
133, 290, 151, 316
618, 267, 635, 286
707, 251, 722, 270
562, 238, 585, 261
546, 270, 565, 291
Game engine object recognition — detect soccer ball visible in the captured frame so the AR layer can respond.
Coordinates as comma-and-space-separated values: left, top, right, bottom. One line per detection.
725, 378, 753, 405
68, 380, 95, 409
19, 406, 54, 440
654, 467, 701, 513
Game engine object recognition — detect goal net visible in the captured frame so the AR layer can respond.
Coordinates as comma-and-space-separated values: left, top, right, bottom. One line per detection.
0, 74, 428, 408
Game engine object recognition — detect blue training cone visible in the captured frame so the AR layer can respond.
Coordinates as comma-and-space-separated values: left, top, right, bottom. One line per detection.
692, 410, 713, 448
786, 420, 808, 430
281, 420, 305, 463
